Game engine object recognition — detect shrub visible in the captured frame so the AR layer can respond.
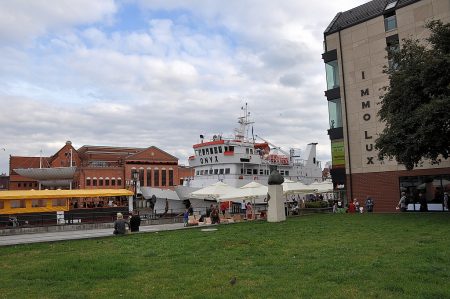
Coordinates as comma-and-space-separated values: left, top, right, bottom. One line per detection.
304, 201, 329, 208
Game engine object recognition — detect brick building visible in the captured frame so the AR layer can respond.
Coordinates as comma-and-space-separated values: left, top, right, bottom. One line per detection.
9, 141, 194, 191
322, 0, 450, 211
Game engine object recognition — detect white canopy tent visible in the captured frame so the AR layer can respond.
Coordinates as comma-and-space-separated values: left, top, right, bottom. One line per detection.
309, 181, 334, 193
282, 181, 318, 195
190, 181, 238, 200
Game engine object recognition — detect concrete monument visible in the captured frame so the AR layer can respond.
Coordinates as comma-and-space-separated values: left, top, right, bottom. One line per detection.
267, 168, 286, 222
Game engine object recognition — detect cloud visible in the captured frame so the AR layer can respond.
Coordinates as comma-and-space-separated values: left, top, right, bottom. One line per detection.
0, 0, 369, 174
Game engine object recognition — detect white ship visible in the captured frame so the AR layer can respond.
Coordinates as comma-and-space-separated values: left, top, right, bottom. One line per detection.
185, 105, 323, 188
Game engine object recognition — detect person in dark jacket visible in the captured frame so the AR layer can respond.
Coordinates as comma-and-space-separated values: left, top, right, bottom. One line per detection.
419, 193, 428, 212
365, 196, 374, 212
129, 211, 141, 232
113, 213, 129, 235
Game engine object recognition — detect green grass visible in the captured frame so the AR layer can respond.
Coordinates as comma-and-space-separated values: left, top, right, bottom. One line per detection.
1, 213, 449, 299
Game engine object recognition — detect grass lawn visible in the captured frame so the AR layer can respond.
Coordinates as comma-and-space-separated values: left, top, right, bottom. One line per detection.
1, 213, 449, 299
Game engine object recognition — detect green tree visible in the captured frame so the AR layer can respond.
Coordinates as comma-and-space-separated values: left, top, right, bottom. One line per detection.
375, 21, 450, 170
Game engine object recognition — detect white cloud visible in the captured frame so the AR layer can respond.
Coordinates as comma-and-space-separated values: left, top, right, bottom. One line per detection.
0, 0, 369, 174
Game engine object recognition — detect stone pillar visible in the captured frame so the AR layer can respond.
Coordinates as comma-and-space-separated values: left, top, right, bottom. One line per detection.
267, 169, 286, 222
267, 185, 286, 222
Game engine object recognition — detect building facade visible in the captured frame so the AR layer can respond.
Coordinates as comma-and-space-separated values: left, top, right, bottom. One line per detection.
9, 141, 194, 191
323, 0, 450, 211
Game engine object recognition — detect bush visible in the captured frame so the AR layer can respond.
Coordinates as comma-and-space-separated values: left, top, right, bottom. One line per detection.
304, 201, 329, 209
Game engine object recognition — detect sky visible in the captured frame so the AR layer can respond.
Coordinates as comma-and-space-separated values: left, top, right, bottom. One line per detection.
0, 0, 368, 174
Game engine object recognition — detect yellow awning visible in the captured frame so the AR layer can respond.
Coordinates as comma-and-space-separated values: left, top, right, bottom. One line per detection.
0, 189, 133, 200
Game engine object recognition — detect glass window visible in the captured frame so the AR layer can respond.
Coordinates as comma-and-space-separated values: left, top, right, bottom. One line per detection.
325, 60, 340, 90
253, 169, 257, 175
229, 146, 234, 152
214, 169, 219, 175
224, 146, 228, 152
154, 169, 159, 186
202, 149, 205, 155
11, 199, 26, 208
214, 147, 218, 154
328, 98, 343, 129
246, 148, 249, 154
139, 169, 144, 187
209, 169, 213, 174
32, 199, 47, 207
86, 178, 91, 186
246, 169, 252, 175
225, 168, 230, 174
117, 178, 122, 186
196, 170, 200, 175
169, 170, 174, 186
99, 178, 103, 186
385, 1, 397, 10
387, 36, 400, 69
285, 171, 289, 176
93, 179, 97, 186
52, 199, 66, 207
161, 169, 167, 186
206, 148, 210, 155
218, 146, 223, 153
260, 169, 264, 175
111, 179, 116, 186
105, 179, 110, 186
384, 13, 397, 31
219, 169, 224, 174
147, 169, 152, 186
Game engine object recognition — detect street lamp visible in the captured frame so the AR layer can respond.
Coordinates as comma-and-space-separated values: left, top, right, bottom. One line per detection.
132, 171, 139, 211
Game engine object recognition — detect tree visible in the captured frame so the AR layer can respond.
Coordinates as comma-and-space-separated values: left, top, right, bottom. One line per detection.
375, 21, 450, 170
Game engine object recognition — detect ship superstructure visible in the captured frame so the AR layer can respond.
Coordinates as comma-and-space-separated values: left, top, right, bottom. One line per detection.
186, 105, 323, 188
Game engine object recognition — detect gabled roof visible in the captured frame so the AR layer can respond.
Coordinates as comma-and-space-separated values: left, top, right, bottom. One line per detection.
126, 146, 178, 162
324, 0, 421, 35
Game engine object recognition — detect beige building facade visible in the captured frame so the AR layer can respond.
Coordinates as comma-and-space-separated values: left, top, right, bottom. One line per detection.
323, 0, 450, 211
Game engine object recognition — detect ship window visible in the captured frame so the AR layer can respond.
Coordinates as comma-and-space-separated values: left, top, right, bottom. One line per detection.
285, 171, 289, 176
246, 169, 252, 175
246, 148, 249, 154
206, 148, 209, 155
241, 168, 244, 174
260, 169, 264, 175
280, 170, 285, 175
209, 169, 213, 174
219, 169, 224, 174
214, 147, 218, 154
196, 171, 200, 175
214, 169, 219, 175
253, 169, 257, 175
229, 146, 234, 152
202, 149, 205, 155
225, 168, 230, 174
224, 146, 228, 152
11, 200, 26, 208
218, 147, 223, 153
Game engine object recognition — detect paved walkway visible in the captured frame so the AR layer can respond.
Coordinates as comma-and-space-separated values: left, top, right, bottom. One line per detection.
0, 223, 187, 247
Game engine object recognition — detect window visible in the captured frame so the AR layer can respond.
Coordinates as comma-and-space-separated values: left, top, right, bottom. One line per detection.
111, 178, 116, 186
246, 169, 252, 175
384, 12, 397, 31
169, 169, 174, 186
209, 169, 213, 175
260, 169, 264, 175
99, 178, 103, 186
105, 178, 110, 186
154, 169, 159, 186
139, 169, 144, 187
246, 148, 249, 154
224, 146, 228, 152
285, 171, 289, 176
229, 146, 234, 152
214, 147, 218, 154
161, 169, 167, 186
328, 98, 343, 128
86, 178, 91, 186
280, 170, 285, 175
219, 169, 224, 174
11, 199, 26, 208
52, 199, 66, 207
32, 199, 47, 207
196, 170, 200, 175
253, 169, 257, 175
214, 169, 219, 175
147, 169, 152, 186
18, 183, 21, 188
206, 148, 209, 155
225, 168, 230, 174
117, 178, 122, 186
325, 60, 340, 90
387, 35, 400, 69
218, 147, 223, 153
93, 179, 97, 186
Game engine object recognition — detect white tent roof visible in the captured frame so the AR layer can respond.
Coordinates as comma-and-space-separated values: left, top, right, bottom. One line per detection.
309, 181, 334, 193
14, 167, 76, 180
190, 181, 238, 200
140, 187, 180, 201
282, 181, 317, 195
219, 181, 268, 203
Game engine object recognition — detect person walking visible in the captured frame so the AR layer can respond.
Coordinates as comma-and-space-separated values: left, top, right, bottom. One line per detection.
397, 192, 407, 212
113, 213, 129, 235
365, 196, 374, 213
183, 208, 189, 227
444, 192, 449, 211
129, 211, 141, 232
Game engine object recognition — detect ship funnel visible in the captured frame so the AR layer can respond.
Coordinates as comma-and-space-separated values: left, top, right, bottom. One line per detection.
305, 143, 318, 166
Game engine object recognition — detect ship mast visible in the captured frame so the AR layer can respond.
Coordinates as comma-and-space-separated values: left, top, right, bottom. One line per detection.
234, 102, 254, 142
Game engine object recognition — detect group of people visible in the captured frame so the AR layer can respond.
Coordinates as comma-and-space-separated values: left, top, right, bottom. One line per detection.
397, 191, 449, 212
334, 196, 374, 213
113, 211, 141, 235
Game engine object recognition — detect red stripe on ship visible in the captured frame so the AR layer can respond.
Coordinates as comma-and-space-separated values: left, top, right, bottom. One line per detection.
193, 140, 225, 148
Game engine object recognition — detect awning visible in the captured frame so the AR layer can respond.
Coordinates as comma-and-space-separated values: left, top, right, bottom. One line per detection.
14, 167, 76, 180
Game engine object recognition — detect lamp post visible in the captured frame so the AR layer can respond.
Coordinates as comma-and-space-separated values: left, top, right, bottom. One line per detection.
132, 171, 139, 211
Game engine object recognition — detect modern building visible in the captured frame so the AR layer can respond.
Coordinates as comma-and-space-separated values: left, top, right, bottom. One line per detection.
9, 141, 194, 192
322, 0, 450, 211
